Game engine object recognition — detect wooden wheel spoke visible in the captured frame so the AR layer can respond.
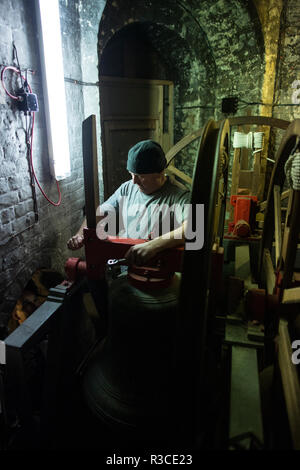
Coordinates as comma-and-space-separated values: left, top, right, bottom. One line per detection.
273, 184, 282, 267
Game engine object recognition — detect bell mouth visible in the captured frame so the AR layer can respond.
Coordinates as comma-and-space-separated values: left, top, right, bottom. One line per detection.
127, 266, 175, 290
128, 272, 174, 290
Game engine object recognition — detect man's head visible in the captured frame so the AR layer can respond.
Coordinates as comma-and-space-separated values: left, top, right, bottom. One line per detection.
127, 140, 167, 194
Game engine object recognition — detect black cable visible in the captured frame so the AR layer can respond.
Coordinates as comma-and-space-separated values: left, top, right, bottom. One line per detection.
25, 114, 39, 223
0, 224, 36, 247
175, 105, 216, 110
0, 63, 35, 74
64, 77, 99, 87
273, 103, 300, 107
239, 98, 300, 107
12, 43, 25, 91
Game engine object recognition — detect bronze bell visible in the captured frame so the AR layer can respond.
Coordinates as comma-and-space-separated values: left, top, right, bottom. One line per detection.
82, 267, 181, 441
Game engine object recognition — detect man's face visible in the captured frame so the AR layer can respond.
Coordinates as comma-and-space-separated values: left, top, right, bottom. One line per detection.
130, 171, 165, 195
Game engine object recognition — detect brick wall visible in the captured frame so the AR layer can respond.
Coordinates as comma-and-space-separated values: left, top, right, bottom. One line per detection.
0, 0, 105, 335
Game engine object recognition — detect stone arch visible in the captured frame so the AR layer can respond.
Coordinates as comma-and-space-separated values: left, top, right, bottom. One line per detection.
97, 0, 265, 175
99, 20, 215, 134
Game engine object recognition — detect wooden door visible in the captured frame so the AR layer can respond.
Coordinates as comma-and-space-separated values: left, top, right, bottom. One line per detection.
100, 77, 173, 199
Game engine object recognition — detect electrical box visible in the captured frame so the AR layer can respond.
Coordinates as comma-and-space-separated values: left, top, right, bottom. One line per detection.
221, 97, 238, 115
17, 90, 39, 113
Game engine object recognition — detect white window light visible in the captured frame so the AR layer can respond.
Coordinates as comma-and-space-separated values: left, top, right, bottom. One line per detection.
35, 0, 71, 180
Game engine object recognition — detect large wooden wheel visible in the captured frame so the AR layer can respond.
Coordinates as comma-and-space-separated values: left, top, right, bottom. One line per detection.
258, 119, 300, 293
174, 118, 230, 447
256, 119, 300, 450
165, 115, 290, 198
169, 115, 292, 448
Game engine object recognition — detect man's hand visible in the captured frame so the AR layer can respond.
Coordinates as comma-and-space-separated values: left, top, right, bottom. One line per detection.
124, 241, 159, 266
67, 234, 84, 251
124, 222, 186, 266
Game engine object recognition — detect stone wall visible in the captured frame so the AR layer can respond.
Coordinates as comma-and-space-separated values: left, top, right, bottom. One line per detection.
98, 0, 264, 177
274, 0, 300, 123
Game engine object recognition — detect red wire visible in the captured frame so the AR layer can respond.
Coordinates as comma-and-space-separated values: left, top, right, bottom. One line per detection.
30, 113, 61, 206
1, 66, 23, 98
1, 65, 61, 206
1, 65, 32, 96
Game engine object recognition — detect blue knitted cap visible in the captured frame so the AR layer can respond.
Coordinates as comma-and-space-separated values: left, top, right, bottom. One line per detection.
127, 140, 166, 174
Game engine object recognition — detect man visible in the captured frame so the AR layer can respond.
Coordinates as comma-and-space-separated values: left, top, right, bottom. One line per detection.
67, 140, 190, 265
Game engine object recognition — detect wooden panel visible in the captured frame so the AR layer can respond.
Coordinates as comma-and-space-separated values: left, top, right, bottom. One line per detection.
103, 119, 158, 198
100, 79, 161, 118
100, 77, 174, 199
238, 170, 253, 191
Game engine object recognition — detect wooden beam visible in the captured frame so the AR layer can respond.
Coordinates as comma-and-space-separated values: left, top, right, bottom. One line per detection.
260, 189, 291, 211
274, 184, 282, 267
166, 164, 192, 185
279, 190, 294, 271
82, 115, 100, 229
263, 248, 275, 295
282, 191, 300, 289
282, 287, 300, 304
166, 171, 190, 190
230, 148, 241, 221
165, 128, 202, 165
5, 286, 66, 352
281, 189, 292, 201
227, 116, 290, 130
252, 151, 261, 197
5, 285, 67, 429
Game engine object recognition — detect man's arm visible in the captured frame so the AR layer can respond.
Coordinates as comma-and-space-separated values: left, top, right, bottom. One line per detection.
67, 217, 87, 250
124, 220, 187, 266
67, 210, 105, 251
